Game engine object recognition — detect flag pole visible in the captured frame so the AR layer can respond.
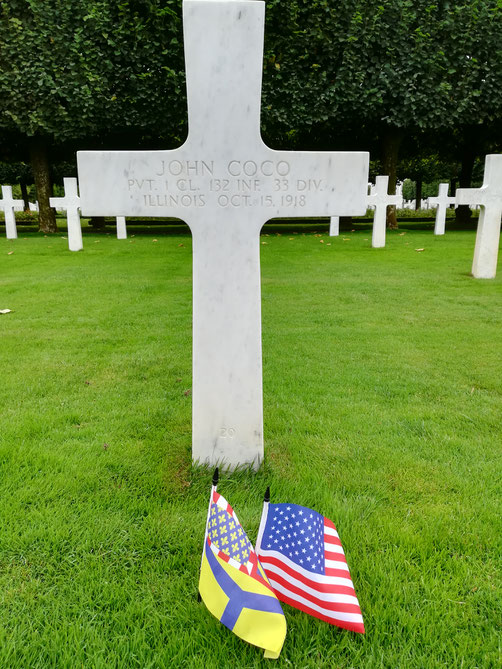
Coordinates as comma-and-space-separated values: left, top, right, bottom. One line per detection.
255, 485, 270, 555
198, 467, 219, 602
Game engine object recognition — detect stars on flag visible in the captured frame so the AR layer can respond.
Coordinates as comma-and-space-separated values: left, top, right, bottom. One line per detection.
265, 504, 324, 572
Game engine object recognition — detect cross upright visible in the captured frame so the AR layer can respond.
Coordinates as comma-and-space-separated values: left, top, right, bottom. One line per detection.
116, 217, 127, 239
429, 183, 455, 236
456, 154, 502, 279
329, 216, 340, 236
0, 185, 24, 239
77, 0, 369, 470
50, 178, 83, 252
367, 175, 400, 248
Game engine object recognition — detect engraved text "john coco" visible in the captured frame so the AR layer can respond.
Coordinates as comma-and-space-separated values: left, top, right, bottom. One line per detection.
155, 159, 290, 178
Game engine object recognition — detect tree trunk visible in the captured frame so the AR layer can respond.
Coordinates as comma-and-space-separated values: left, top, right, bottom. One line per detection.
455, 148, 475, 225
381, 126, 403, 229
415, 177, 422, 210
20, 182, 30, 211
450, 178, 457, 209
30, 137, 57, 232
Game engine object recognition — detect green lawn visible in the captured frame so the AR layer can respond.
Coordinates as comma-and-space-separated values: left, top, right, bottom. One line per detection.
0, 225, 500, 668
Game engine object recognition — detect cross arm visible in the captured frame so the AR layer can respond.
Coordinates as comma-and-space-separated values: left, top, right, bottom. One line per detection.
455, 187, 485, 206
77, 148, 369, 223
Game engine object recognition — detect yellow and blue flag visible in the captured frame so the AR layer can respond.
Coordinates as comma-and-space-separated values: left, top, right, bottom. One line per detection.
199, 487, 286, 659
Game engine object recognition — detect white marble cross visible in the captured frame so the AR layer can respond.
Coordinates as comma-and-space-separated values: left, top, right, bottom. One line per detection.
50, 178, 83, 252
77, 0, 369, 470
456, 154, 502, 279
368, 175, 401, 248
329, 216, 340, 236
116, 216, 127, 239
395, 181, 404, 208
429, 183, 455, 236
0, 186, 23, 239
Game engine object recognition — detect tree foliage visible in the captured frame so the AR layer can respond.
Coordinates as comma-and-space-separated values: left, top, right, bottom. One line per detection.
0, 0, 501, 230
0, 0, 186, 145
262, 0, 502, 140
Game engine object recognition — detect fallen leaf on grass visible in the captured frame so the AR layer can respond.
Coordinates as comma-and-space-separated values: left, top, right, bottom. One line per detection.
415, 248, 425, 252
184, 389, 191, 396
261, 241, 268, 245
94, 240, 100, 244
7, 251, 13, 255
399, 232, 406, 236
178, 243, 184, 248
320, 239, 324, 244
342, 238, 350, 241
103, 443, 109, 451
327, 243, 331, 246
153, 239, 158, 242
0, 309, 12, 314
84, 380, 91, 386
289, 238, 294, 240
61, 236, 67, 239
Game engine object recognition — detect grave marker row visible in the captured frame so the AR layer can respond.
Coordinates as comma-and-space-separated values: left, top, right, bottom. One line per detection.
1, 179, 127, 247
0, 186, 23, 239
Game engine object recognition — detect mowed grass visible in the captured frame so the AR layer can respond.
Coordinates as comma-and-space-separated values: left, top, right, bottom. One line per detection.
0, 224, 500, 668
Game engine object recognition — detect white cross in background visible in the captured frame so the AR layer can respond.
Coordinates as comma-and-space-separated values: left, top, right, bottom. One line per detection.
428, 183, 455, 236
329, 216, 340, 236
0, 185, 24, 239
50, 178, 83, 252
77, 0, 369, 469
456, 154, 502, 279
367, 176, 401, 248
116, 216, 127, 240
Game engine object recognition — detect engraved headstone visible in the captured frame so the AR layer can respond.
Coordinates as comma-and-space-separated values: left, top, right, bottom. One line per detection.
116, 216, 127, 239
50, 178, 83, 252
0, 186, 23, 239
368, 175, 401, 248
429, 183, 455, 236
456, 154, 502, 279
77, 0, 369, 469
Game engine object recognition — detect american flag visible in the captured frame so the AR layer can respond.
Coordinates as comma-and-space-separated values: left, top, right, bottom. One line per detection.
255, 502, 364, 633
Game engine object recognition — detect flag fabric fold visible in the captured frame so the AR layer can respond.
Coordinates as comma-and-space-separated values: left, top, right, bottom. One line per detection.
255, 501, 365, 634
199, 488, 287, 659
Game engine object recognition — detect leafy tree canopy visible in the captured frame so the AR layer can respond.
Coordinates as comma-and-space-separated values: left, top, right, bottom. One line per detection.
0, 0, 186, 146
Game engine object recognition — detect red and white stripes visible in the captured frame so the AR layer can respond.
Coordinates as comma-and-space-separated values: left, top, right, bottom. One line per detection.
257, 517, 364, 633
